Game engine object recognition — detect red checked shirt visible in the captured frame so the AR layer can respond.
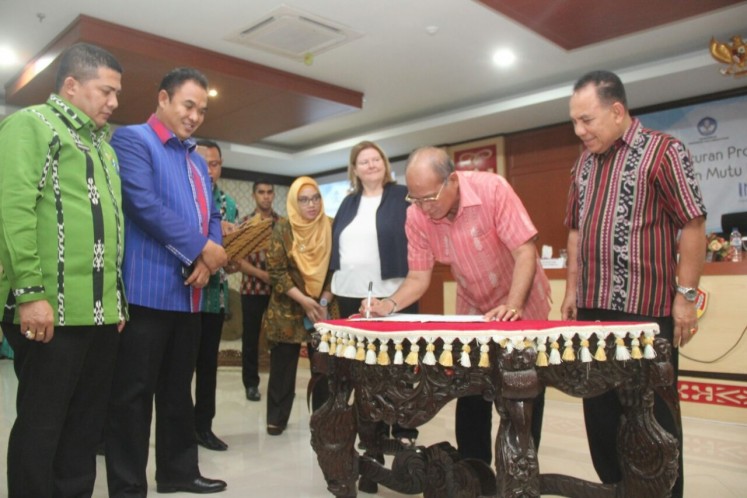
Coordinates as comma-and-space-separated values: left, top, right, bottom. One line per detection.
406, 171, 551, 319
564, 118, 706, 317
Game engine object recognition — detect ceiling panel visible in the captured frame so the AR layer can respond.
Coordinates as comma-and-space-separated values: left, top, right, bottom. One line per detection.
477, 0, 745, 49
3, 15, 363, 145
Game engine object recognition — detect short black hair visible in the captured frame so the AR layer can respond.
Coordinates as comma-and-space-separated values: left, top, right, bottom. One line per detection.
196, 139, 221, 158
573, 70, 628, 110
252, 179, 274, 193
159, 67, 208, 99
55, 43, 122, 93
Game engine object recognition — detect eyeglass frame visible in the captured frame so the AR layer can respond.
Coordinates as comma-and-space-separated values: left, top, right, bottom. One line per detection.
297, 193, 322, 206
405, 178, 448, 205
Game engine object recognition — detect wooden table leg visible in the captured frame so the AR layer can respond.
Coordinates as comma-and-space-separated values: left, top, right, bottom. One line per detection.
309, 354, 359, 497
495, 349, 541, 497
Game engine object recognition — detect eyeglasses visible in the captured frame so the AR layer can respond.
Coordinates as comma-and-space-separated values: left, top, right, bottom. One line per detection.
405, 179, 448, 205
298, 193, 322, 206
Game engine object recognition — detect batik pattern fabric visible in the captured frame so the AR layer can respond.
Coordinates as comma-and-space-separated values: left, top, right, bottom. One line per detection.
0, 94, 126, 326
564, 118, 706, 317
201, 186, 238, 313
239, 211, 282, 297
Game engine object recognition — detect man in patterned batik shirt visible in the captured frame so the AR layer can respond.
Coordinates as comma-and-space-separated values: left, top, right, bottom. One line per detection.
562, 70, 706, 498
236, 180, 282, 402
193, 139, 238, 451
0, 43, 127, 498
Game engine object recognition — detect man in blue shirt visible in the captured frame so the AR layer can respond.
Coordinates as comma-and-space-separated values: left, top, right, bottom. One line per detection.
105, 68, 228, 496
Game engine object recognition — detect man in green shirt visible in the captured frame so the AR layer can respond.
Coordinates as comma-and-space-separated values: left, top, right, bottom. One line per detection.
0, 43, 126, 497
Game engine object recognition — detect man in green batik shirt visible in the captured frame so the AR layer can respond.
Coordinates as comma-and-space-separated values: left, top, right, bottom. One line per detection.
0, 43, 127, 498
193, 139, 238, 451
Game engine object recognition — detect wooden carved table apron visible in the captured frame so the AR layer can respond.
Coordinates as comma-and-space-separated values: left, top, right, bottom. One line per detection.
309, 318, 680, 498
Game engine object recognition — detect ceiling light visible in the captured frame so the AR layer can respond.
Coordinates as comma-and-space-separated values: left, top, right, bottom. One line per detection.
0, 46, 19, 67
208, 88, 218, 98
492, 48, 516, 68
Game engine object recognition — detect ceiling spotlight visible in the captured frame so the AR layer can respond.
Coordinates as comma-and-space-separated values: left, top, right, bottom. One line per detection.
492, 48, 516, 68
0, 46, 19, 67
208, 88, 218, 98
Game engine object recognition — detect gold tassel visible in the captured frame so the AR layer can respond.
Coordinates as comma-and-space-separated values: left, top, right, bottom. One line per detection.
478, 343, 490, 368
630, 337, 642, 360
536, 343, 548, 367
329, 333, 338, 356
355, 340, 365, 362
405, 343, 420, 366
562, 340, 576, 362
439, 344, 453, 367
378, 343, 390, 366
318, 332, 330, 353
594, 339, 607, 361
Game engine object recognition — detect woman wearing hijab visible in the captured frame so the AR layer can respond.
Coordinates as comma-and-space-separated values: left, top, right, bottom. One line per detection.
262, 176, 333, 436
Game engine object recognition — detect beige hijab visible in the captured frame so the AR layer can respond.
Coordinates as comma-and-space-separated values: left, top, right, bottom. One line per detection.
287, 176, 331, 297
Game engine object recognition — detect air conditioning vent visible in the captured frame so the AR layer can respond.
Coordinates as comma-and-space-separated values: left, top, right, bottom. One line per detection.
227, 6, 362, 61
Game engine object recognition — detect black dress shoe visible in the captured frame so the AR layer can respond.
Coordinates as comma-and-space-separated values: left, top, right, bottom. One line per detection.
245, 386, 261, 401
266, 424, 284, 436
157, 475, 227, 494
195, 430, 228, 451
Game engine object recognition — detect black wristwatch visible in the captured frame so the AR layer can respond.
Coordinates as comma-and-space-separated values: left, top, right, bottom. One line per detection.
676, 285, 697, 302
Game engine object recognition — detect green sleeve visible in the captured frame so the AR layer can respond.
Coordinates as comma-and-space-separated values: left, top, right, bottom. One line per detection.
0, 111, 55, 302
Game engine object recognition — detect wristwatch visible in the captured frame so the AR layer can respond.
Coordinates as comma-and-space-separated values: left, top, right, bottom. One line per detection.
676, 285, 697, 302
319, 297, 329, 307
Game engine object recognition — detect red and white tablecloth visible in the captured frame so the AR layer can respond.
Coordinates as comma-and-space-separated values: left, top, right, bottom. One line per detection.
314, 316, 660, 368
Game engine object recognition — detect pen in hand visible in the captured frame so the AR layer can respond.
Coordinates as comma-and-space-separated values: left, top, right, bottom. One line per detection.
366, 281, 373, 319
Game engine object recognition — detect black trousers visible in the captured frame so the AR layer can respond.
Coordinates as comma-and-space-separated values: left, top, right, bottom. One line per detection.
455, 388, 545, 465
266, 342, 328, 427
335, 295, 419, 440
194, 312, 224, 432
241, 294, 270, 389
4, 322, 119, 498
105, 305, 201, 497
578, 308, 683, 498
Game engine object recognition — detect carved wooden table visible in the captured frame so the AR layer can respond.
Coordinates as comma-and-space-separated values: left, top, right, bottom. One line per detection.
309, 318, 679, 498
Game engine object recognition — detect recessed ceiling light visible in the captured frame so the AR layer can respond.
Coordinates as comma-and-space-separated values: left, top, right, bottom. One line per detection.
0, 46, 19, 67
208, 88, 218, 98
492, 48, 516, 68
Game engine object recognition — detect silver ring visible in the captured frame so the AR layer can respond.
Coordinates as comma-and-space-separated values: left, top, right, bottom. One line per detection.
24, 330, 33, 339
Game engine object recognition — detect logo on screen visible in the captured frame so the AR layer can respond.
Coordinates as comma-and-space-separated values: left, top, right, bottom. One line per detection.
696, 117, 718, 136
